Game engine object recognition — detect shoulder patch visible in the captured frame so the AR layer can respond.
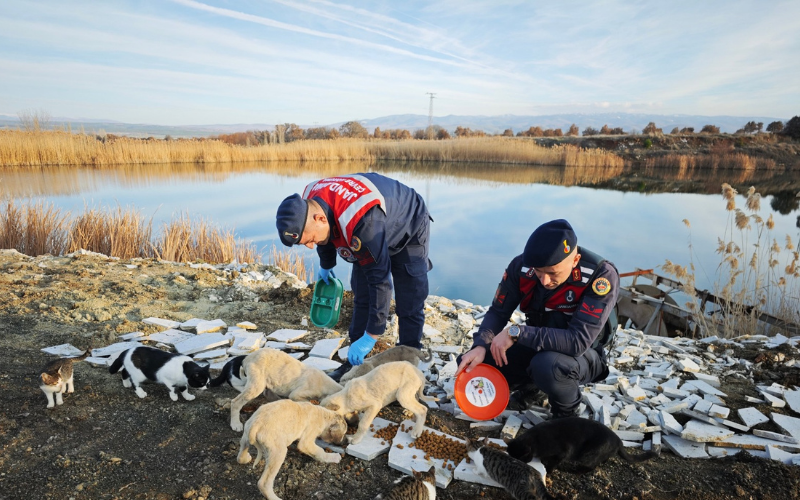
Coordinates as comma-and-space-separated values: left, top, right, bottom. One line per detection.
572, 268, 581, 282
592, 277, 611, 296
576, 297, 606, 325
350, 236, 362, 252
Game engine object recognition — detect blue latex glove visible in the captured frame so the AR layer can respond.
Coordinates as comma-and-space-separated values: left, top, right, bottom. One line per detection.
317, 267, 336, 285
348, 332, 377, 365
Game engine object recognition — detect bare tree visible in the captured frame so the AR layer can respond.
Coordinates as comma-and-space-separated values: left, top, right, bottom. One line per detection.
17, 109, 52, 132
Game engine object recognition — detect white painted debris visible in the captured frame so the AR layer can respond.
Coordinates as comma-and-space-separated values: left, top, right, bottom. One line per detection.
267, 328, 308, 342
388, 420, 458, 488
761, 392, 787, 408
438, 360, 458, 379
453, 299, 473, 309
236, 321, 257, 330
346, 417, 395, 460
784, 390, 800, 414
234, 335, 262, 351
772, 413, 800, 441
430, 345, 462, 355
470, 421, 502, 430
193, 348, 230, 361
143, 317, 181, 329
92, 342, 142, 358
766, 445, 800, 465
753, 429, 799, 444
658, 410, 684, 435
677, 358, 700, 373
119, 331, 145, 341
145, 329, 193, 346
195, 319, 227, 334
286, 342, 311, 351
711, 434, 800, 451
174, 333, 230, 355
662, 434, 709, 459
693, 373, 721, 387
614, 430, 646, 441
179, 318, 205, 331
309, 338, 345, 359
685, 379, 727, 397
708, 404, 730, 419
301, 357, 341, 372
337, 346, 349, 361
85, 356, 112, 367
41, 344, 85, 357
681, 420, 735, 442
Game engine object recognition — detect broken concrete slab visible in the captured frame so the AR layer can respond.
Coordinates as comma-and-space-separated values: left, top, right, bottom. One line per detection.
174, 333, 230, 355
309, 338, 345, 359
92, 342, 141, 358
195, 319, 227, 334
422, 324, 442, 338
684, 379, 727, 397
145, 328, 193, 346
236, 321, 257, 330
771, 413, 800, 441
85, 356, 113, 367
179, 318, 205, 331
267, 328, 308, 342
193, 348, 230, 361
752, 429, 799, 445
784, 390, 800, 414
710, 434, 800, 451
119, 331, 145, 341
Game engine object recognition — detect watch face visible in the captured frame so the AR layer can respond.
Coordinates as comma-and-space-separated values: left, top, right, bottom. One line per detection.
510, 326, 520, 337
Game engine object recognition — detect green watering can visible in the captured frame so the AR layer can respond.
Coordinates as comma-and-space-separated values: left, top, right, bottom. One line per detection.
310, 277, 344, 328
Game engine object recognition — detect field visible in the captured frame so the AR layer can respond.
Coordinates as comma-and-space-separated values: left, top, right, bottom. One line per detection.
1, 250, 799, 500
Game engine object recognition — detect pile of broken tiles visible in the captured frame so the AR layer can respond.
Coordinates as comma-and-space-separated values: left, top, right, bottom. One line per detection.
42, 289, 800, 493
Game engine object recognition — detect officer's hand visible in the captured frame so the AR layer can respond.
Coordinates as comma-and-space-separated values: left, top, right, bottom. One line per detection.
347, 332, 377, 366
456, 347, 486, 377
317, 267, 336, 285
490, 328, 514, 367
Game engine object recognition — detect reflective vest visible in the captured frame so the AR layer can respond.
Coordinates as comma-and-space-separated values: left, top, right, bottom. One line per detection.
302, 175, 387, 251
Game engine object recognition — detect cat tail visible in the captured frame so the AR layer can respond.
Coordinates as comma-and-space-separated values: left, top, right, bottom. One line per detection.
417, 348, 433, 363
618, 447, 659, 463
209, 371, 228, 387
74, 349, 92, 362
108, 352, 125, 374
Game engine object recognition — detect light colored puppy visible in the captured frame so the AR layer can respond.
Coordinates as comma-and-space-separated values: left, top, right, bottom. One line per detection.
229, 348, 343, 431
321, 361, 435, 444
339, 345, 432, 384
237, 399, 346, 500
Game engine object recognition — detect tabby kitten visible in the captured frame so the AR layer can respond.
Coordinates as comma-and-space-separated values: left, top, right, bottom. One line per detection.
507, 417, 658, 474
39, 349, 90, 408
109, 346, 210, 401
376, 466, 436, 500
466, 438, 553, 500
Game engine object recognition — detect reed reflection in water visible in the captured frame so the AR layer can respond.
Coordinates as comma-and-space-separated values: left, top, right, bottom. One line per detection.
2, 161, 799, 307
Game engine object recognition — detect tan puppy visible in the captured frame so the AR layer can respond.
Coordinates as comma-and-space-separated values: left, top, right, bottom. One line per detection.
237, 400, 346, 500
230, 348, 343, 431
321, 361, 434, 444
339, 345, 432, 384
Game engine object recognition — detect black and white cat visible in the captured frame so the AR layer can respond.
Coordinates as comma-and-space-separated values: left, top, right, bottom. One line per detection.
109, 346, 210, 401
507, 416, 658, 474
39, 349, 90, 408
375, 466, 436, 500
465, 438, 552, 500
209, 355, 246, 392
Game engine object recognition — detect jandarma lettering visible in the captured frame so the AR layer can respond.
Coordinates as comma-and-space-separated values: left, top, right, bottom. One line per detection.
310, 181, 362, 201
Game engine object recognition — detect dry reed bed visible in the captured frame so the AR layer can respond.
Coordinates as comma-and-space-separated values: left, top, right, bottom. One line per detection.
0, 130, 622, 168
644, 152, 777, 177
0, 199, 261, 265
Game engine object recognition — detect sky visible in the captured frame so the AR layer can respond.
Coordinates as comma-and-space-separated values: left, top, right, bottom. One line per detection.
1, 0, 798, 126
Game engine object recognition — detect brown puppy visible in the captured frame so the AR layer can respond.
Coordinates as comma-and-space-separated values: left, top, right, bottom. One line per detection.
321, 361, 434, 444
339, 345, 432, 384
229, 348, 343, 432
237, 400, 346, 500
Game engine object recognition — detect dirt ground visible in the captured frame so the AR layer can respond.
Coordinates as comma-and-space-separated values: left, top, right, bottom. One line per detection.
1, 250, 799, 500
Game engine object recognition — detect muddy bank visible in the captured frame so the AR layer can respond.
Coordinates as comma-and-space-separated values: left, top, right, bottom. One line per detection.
1, 249, 799, 500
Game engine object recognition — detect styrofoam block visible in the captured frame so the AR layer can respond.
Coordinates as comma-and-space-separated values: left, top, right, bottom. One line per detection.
179, 318, 205, 331
681, 420, 735, 442
658, 410, 684, 435
85, 356, 112, 367
119, 331, 145, 341
766, 445, 800, 464
762, 392, 787, 408
693, 373, 721, 387
710, 434, 800, 451
92, 341, 141, 358
771, 413, 800, 441
423, 324, 442, 338
145, 328, 193, 346
784, 390, 800, 414
708, 404, 730, 419
753, 429, 800, 444
174, 333, 230, 355
301, 357, 341, 371
193, 348, 230, 361
685, 379, 727, 397
236, 321, 257, 330
196, 319, 227, 334
662, 434, 708, 459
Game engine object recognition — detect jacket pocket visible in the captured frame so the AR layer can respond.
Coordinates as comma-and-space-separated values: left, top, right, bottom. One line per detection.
404, 257, 432, 277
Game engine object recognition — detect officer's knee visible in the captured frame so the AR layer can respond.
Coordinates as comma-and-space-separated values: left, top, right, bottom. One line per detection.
527, 351, 563, 391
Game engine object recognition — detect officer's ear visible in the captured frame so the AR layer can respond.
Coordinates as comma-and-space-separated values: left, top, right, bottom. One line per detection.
312, 212, 328, 225
572, 252, 581, 267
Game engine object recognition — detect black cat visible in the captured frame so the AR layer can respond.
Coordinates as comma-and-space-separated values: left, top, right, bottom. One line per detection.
209, 355, 246, 392
507, 417, 658, 473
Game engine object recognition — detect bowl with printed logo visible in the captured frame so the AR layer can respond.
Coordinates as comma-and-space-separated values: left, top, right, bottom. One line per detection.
454, 364, 510, 421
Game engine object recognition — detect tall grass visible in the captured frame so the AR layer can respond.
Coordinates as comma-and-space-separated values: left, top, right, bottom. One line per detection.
0, 198, 259, 265
644, 152, 776, 177
0, 130, 622, 168
269, 245, 312, 283
662, 183, 800, 338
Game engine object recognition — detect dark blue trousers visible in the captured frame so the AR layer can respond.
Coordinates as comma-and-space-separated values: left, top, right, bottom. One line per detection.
349, 220, 431, 349
458, 344, 606, 416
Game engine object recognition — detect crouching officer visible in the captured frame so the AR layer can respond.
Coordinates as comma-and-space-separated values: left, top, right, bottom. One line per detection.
456, 219, 618, 418
276, 173, 432, 381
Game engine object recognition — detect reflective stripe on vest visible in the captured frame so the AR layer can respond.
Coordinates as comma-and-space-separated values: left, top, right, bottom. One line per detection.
303, 175, 387, 246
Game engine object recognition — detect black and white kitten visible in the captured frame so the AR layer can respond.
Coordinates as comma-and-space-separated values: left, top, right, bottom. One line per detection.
507, 417, 658, 474
109, 346, 210, 401
376, 466, 436, 500
209, 355, 246, 392
39, 350, 90, 408
466, 438, 552, 500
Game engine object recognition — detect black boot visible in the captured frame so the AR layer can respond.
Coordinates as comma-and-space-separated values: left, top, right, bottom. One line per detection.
550, 406, 581, 419
329, 361, 353, 383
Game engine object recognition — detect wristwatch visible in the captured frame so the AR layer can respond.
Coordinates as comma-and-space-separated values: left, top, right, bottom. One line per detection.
508, 325, 521, 343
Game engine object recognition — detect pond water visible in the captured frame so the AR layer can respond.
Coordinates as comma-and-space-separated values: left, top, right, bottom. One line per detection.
2, 161, 799, 307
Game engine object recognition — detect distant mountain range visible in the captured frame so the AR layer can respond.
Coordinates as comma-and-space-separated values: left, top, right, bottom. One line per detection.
0, 112, 788, 138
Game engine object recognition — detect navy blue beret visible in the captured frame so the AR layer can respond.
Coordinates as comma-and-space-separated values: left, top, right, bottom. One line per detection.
275, 193, 308, 246
523, 219, 577, 268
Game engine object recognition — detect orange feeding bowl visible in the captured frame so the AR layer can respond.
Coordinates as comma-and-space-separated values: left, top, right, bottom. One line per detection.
454, 364, 510, 421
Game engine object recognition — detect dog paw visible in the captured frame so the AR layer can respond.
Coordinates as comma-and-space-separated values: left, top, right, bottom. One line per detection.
47, 403, 55, 409
348, 435, 363, 445
237, 452, 252, 464
325, 453, 342, 464
231, 422, 244, 432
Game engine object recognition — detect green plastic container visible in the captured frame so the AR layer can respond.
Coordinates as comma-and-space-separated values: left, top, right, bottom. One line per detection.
310, 277, 344, 328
